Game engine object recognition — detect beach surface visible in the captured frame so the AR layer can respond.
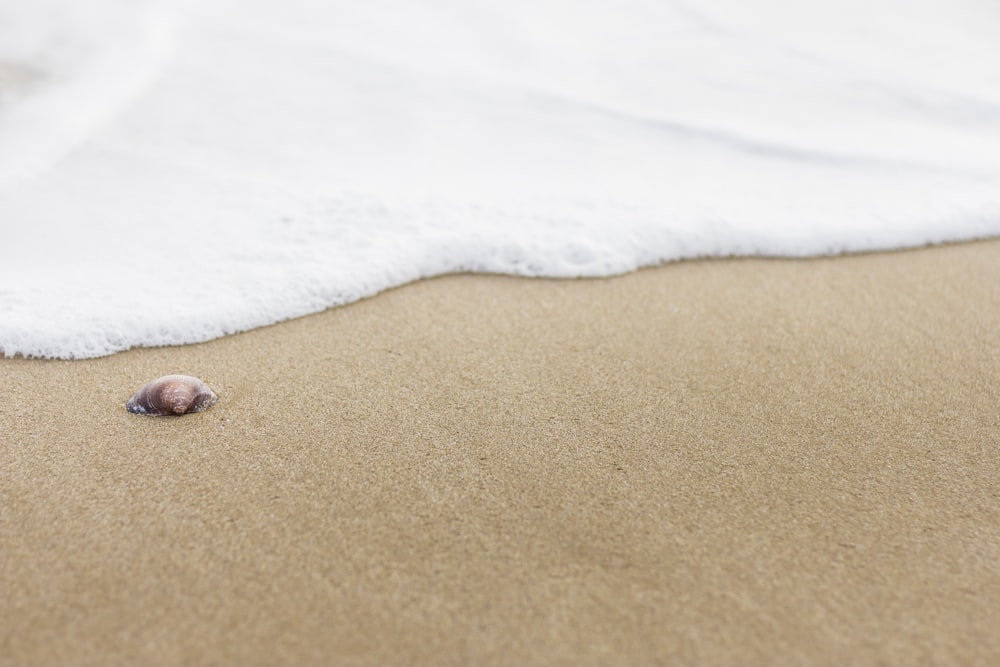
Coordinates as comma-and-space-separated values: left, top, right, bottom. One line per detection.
2, 239, 999, 665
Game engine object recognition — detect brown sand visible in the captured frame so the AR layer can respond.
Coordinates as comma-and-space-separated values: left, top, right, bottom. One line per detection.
2, 239, 999, 666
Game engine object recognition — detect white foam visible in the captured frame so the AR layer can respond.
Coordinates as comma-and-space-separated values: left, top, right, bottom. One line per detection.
0, 0, 175, 193
1, 0, 999, 358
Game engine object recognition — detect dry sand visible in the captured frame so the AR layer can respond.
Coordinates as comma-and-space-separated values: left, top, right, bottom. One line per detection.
2, 239, 999, 666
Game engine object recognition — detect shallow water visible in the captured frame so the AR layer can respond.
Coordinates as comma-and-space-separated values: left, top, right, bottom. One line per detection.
1, 0, 999, 358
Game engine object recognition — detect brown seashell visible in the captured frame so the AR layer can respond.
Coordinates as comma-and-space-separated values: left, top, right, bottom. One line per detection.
126, 375, 218, 416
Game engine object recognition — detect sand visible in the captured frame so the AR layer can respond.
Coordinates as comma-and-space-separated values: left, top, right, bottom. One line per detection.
2, 238, 999, 666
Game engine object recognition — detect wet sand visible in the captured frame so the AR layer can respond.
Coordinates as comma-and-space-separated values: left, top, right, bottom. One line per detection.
2, 239, 999, 665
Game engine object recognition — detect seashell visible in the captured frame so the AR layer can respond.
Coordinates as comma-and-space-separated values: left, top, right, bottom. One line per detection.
126, 375, 218, 416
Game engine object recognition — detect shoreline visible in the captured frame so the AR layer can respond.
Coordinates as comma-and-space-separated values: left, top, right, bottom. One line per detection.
3, 238, 1000, 665
3, 234, 1000, 362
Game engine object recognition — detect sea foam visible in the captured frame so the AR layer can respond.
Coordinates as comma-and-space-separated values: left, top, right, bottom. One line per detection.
1, 0, 999, 358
